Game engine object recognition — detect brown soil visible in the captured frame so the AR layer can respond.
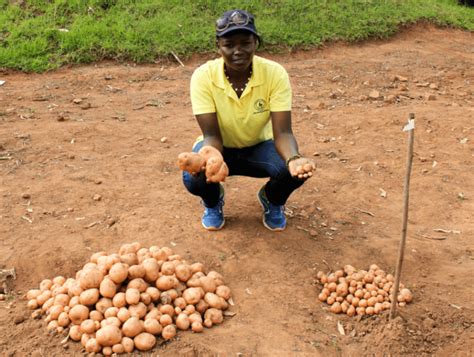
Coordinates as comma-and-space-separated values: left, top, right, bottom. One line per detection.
0, 24, 473, 356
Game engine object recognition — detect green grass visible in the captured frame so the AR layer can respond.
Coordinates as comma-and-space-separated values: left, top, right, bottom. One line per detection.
0, 0, 472, 72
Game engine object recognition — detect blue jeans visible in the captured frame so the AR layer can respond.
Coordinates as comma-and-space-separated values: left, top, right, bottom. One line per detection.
182, 140, 305, 207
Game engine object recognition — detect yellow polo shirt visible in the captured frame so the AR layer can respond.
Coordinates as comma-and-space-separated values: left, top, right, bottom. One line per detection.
190, 55, 292, 148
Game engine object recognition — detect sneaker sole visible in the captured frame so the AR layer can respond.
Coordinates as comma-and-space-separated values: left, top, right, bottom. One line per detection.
257, 190, 286, 232
262, 218, 286, 232
202, 219, 225, 231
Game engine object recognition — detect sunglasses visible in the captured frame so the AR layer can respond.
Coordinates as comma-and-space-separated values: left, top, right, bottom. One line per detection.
216, 11, 254, 32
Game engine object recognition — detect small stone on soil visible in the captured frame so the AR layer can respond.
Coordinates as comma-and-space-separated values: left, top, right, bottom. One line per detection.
369, 90, 380, 99
57, 113, 69, 121
106, 218, 116, 227
393, 75, 408, 82
14, 315, 25, 324
417, 82, 430, 87
384, 95, 397, 103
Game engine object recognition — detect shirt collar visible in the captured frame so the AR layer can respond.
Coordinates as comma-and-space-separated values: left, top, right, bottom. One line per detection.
212, 55, 265, 90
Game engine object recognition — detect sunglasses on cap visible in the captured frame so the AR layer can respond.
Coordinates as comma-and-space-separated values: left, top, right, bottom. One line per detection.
216, 10, 254, 32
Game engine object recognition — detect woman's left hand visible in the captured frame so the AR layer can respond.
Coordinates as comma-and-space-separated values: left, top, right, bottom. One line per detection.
288, 157, 316, 180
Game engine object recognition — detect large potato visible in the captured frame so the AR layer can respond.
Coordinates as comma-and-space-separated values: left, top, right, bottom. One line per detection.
134, 332, 156, 351
122, 317, 144, 338
96, 325, 122, 347
69, 304, 89, 325
79, 269, 103, 290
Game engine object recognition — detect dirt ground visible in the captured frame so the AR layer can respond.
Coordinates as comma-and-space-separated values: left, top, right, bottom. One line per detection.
0, 24, 473, 356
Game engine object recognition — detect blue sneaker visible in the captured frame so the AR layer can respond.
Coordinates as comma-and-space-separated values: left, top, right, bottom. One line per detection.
257, 186, 286, 231
201, 185, 225, 231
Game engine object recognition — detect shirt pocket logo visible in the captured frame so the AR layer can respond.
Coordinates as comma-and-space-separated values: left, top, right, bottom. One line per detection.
253, 99, 268, 114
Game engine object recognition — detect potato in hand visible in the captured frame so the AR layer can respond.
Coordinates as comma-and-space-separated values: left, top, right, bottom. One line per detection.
178, 146, 228, 182
199, 146, 228, 183
198, 145, 222, 161
205, 157, 229, 183
177, 152, 206, 175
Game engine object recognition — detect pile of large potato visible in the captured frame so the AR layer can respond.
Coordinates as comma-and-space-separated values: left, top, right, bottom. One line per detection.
26, 243, 232, 355
316, 264, 413, 316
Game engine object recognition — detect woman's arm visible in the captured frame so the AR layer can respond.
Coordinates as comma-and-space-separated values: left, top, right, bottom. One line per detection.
271, 110, 300, 160
195, 113, 224, 153
271, 111, 315, 180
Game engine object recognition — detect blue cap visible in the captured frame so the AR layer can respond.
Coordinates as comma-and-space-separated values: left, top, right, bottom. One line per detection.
215, 10, 259, 38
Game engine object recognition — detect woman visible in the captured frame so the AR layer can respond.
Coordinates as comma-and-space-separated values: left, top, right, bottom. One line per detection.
178, 9, 315, 231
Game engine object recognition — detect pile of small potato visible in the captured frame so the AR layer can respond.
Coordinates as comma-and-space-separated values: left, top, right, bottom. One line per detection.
26, 243, 232, 355
316, 264, 413, 316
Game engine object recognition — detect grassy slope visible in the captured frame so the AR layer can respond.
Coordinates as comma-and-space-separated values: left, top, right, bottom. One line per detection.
0, 0, 472, 72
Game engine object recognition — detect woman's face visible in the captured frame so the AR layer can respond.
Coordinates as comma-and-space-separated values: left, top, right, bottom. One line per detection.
217, 32, 257, 73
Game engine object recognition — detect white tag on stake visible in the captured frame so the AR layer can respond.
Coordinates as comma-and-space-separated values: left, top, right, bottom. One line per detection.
403, 119, 415, 132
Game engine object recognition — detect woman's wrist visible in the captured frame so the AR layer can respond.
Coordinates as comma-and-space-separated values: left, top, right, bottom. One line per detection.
285, 154, 302, 168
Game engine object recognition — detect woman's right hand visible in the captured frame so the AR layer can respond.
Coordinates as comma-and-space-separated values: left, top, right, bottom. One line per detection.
199, 146, 229, 183
177, 146, 228, 183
